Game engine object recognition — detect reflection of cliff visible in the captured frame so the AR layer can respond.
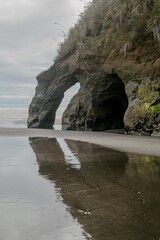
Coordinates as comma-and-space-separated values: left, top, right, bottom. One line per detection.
30, 138, 160, 240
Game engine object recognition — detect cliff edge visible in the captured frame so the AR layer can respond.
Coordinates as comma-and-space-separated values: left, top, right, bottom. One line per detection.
28, 0, 160, 133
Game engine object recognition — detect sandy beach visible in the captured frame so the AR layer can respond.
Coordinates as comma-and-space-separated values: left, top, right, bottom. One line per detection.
0, 127, 160, 156
1, 129, 160, 240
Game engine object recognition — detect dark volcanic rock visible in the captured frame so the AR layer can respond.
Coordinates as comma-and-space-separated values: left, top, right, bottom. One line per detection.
27, 63, 80, 128
62, 72, 128, 131
28, 64, 128, 130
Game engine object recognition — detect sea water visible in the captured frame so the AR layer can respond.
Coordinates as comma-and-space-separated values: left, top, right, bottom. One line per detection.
0, 106, 28, 128
0, 106, 65, 129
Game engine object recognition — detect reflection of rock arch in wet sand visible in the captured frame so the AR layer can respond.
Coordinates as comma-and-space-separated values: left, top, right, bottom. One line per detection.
28, 137, 159, 240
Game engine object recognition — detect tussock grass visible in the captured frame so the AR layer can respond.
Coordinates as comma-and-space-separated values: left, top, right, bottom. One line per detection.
56, 0, 160, 61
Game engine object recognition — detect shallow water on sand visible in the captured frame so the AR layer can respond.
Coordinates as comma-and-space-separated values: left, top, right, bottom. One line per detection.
0, 137, 160, 240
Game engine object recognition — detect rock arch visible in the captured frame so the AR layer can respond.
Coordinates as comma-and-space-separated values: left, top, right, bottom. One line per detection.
27, 66, 83, 128
62, 72, 128, 131
28, 65, 128, 130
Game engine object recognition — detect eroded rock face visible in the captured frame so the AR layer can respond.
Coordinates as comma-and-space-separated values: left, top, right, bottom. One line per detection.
62, 72, 128, 131
125, 77, 160, 133
27, 63, 80, 128
28, 63, 128, 130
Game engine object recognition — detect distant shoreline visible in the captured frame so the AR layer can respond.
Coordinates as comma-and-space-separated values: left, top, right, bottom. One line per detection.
0, 127, 160, 157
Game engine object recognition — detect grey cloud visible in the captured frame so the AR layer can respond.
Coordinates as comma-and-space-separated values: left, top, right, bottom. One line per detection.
0, 0, 89, 106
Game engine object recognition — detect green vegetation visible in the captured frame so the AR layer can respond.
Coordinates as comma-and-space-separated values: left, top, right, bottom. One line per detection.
136, 155, 160, 176
136, 80, 160, 115
56, 0, 160, 61
141, 102, 160, 113
151, 103, 160, 111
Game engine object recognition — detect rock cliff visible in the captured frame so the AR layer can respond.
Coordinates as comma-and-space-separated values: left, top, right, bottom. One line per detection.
28, 0, 160, 133
28, 64, 128, 130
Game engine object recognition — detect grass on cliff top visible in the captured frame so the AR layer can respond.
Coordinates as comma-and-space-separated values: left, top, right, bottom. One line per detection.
56, 0, 160, 62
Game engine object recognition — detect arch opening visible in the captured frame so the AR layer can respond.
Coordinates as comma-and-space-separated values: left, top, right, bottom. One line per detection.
54, 82, 80, 130
94, 98, 127, 131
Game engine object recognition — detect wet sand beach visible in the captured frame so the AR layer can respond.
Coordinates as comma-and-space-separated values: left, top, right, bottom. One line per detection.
0, 136, 160, 240
0, 127, 160, 156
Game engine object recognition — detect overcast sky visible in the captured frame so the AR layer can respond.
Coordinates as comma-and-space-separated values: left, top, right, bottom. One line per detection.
0, 0, 90, 107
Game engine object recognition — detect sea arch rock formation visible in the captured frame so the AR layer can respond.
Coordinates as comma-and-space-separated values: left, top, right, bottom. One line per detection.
28, 0, 160, 133
28, 64, 80, 128
27, 63, 128, 130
